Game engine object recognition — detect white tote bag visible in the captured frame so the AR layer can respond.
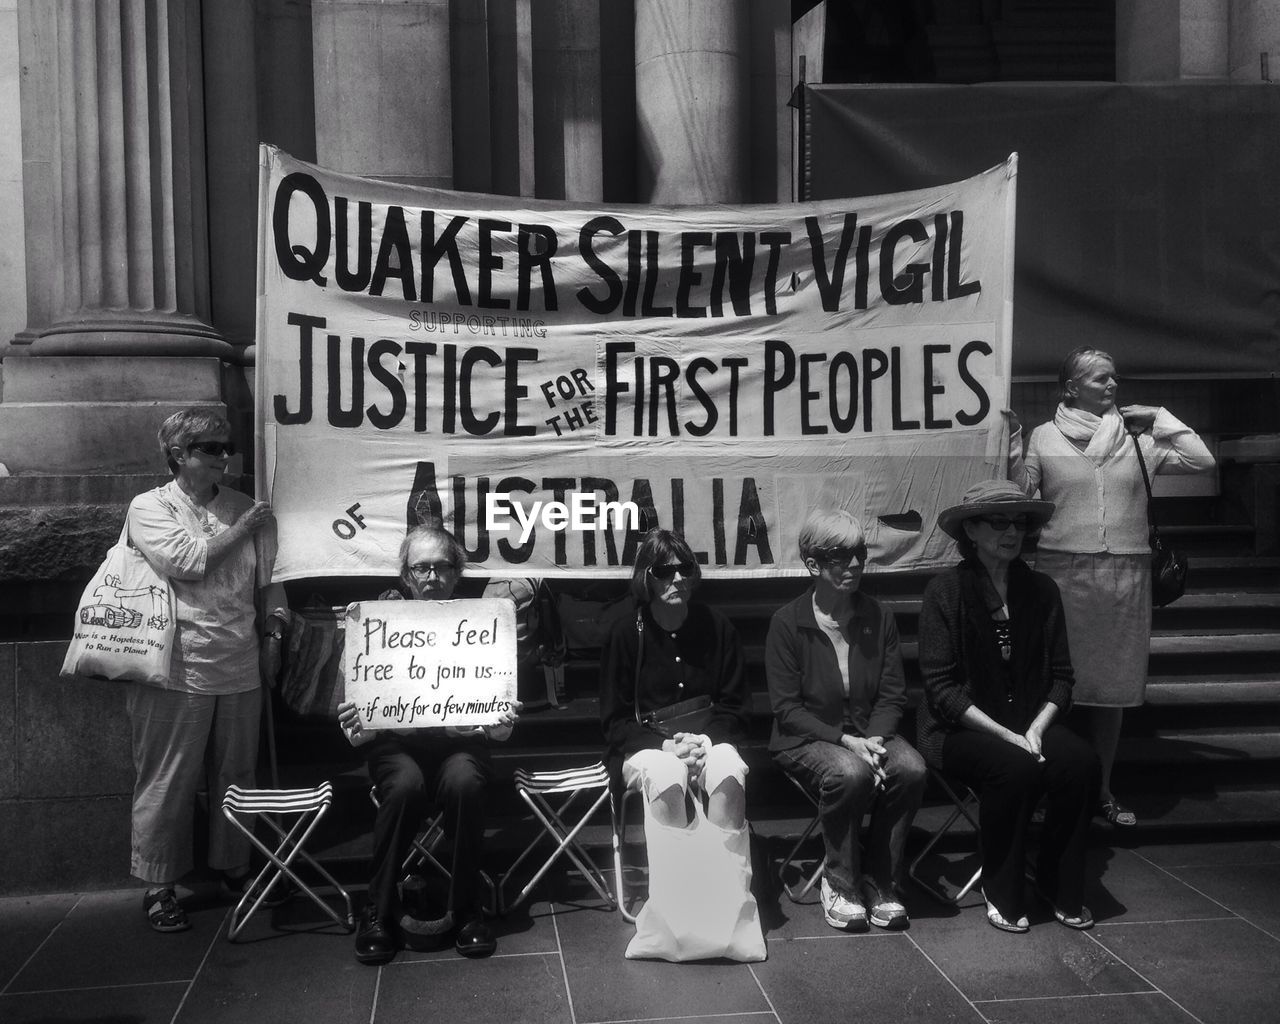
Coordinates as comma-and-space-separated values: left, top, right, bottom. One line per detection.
625, 795, 767, 963
60, 519, 175, 687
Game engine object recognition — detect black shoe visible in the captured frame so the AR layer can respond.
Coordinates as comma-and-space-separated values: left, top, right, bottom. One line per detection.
355, 903, 398, 965
454, 915, 496, 959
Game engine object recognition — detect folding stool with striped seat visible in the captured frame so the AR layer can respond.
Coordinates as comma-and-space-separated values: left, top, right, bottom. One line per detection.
220, 782, 355, 940
500, 761, 619, 914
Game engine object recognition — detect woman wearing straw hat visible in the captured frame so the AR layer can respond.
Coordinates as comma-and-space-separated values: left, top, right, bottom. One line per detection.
918, 480, 1101, 933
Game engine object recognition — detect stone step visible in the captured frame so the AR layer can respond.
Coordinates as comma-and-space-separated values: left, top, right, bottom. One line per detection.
1121, 727, 1280, 763
1145, 673, 1280, 705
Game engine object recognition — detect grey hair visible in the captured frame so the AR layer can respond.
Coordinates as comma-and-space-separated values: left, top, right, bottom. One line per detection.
157, 408, 231, 475
1058, 347, 1115, 405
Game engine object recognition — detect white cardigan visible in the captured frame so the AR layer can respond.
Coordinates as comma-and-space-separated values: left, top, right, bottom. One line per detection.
1011, 409, 1214, 555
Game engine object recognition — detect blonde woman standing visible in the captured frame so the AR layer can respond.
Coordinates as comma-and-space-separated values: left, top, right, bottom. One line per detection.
1010, 348, 1214, 827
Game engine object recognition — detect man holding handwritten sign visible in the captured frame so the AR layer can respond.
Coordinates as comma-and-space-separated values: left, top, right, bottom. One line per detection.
337, 525, 520, 965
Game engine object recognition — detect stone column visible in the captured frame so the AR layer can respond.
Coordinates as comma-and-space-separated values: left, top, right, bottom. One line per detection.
533, 0, 603, 201
634, 0, 747, 203
14, 0, 227, 357
312, 0, 454, 186
1229, 0, 1280, 81
0, 0, 224, 476
1117, 0, 1230, 81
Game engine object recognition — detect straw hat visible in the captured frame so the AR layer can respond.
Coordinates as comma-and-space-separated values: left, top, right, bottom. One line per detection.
937, 479, 1055, 539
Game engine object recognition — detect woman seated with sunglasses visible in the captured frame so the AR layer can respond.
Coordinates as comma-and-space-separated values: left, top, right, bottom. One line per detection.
918, 480, 1101, 933
764, 509, 925, 932
600, 529, 762, 961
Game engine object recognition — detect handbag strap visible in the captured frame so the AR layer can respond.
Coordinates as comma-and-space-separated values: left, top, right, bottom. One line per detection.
1130, 432, 1163, 541
633, 608, 645, 726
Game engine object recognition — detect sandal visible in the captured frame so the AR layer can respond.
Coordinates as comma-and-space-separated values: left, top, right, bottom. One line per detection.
143, 888, 190, 933
1053, 906, 1095, 930
1099, 799, 1137, 827
985, 900, 1029, 934
1034, 885, 1095, 930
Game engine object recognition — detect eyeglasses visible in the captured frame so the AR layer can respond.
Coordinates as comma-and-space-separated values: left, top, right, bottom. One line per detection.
815, 544, 867, 566
186, 440, 236, 458
408, 561, 457, 578
976, 514, 1029, 532
649, 561, 696, 581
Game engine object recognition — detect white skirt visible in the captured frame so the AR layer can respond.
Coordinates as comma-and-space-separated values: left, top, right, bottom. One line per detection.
1032, 550, 1151, 708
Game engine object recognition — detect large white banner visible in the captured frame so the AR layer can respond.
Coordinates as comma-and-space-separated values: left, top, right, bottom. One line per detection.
256, 146, 1016, 581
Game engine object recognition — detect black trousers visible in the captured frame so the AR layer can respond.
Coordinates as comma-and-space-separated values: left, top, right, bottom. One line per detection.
940, 722, 1100, 920
364, 732, 492, 922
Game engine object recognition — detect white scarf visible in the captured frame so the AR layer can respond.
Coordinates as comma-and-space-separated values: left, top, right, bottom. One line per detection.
1053, 403, 1128, 466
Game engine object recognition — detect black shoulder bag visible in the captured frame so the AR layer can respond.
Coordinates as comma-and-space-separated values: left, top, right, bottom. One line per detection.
1132, 432, 1188, 607
633, 609, 714, 738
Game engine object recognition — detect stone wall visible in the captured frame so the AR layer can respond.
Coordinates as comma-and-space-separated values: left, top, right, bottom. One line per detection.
0, 641, 134, 894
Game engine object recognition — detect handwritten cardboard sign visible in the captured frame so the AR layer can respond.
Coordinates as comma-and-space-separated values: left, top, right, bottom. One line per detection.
343, 599, 517, 730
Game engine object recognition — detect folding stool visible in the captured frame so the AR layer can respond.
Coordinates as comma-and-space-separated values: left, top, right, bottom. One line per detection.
367, 787, 498, 914
907, 768, 983, 905
500, 761, 619, 915
221, 782, 355, 940
776, 770, 826, 903
612, 779, 643, 923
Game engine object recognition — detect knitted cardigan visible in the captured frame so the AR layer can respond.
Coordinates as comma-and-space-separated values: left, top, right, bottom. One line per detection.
916, 558, 1074, 768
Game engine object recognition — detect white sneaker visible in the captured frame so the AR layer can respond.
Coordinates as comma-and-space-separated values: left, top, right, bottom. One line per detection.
820, 877, 868, 932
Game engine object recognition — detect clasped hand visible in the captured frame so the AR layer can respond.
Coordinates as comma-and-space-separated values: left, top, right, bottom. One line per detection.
1009, 727, 1046, 763
840, 734, 888, 789
666, 732, 710, 778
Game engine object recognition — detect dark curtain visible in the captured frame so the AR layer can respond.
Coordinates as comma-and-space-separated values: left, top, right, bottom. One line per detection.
806, 83, 1280, 377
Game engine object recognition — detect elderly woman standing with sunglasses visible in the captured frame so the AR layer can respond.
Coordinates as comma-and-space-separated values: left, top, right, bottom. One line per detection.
124, 409, 285, 933
765, 509, 925, 932
600, 529, 762, 961
918, 480, 1101, 933
1010, 347, 1214, 828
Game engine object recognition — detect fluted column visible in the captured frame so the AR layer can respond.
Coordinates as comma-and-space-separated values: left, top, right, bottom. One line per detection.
16, 0, 227, 357
635, 0, 747, 203
532, 0, 603, 201
313, 0, 454, 186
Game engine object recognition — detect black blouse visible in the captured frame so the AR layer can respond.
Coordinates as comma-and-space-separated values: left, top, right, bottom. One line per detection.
599, 600, 749, 764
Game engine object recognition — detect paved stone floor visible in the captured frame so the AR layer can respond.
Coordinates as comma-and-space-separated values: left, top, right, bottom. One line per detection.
2, 836, 1279, 1024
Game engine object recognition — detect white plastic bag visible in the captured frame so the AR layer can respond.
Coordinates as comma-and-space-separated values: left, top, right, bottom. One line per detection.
60, 519, 175, 687
625, 794, 767, 963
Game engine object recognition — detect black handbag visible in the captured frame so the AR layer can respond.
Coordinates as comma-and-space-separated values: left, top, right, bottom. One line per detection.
1132, 433, 1188, 607
641, 695, 714, 739
633, 611, 716, 738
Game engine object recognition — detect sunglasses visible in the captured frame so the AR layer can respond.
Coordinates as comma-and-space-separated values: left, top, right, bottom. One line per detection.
815, 544, 867, 566
186, 440, 236, 458
976, 514, 1029, 532
649, 561, 696, 581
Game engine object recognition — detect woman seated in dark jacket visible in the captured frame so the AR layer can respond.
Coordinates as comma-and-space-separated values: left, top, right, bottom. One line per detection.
918, 480, 1101, 933
600, 528, 749, 831
599, 528, 763, 962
